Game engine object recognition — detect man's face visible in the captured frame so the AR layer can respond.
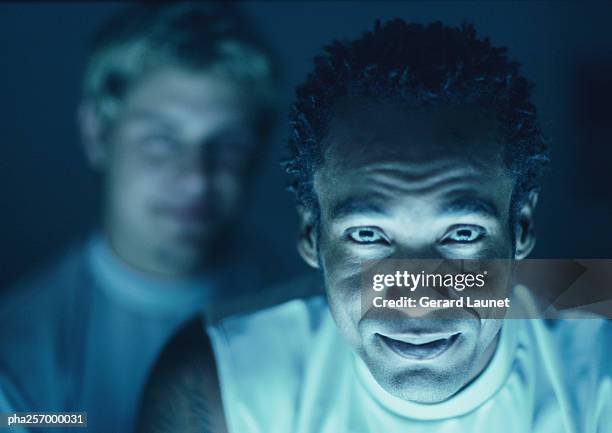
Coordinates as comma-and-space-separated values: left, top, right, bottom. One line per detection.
306, 103, 520, 403
99, 66, 258, 276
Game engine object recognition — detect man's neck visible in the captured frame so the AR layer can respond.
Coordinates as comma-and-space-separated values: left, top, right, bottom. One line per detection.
103, 230, 200, 281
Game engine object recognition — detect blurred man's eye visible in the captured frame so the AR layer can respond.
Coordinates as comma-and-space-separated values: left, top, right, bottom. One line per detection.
346, 227, 390, 245
440, 225, 486, 244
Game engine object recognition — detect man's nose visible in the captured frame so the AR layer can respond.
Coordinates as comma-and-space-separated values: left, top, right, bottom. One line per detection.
175, 155, 210, 197
391, 243, 443, 261
384, 245, 455, 316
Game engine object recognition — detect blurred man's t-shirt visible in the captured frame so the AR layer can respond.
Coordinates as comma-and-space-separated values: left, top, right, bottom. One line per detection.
0, 233, 271, 432
208, 285, 612, 433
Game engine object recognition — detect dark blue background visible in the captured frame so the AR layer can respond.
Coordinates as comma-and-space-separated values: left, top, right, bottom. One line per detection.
2, 1, 612, 289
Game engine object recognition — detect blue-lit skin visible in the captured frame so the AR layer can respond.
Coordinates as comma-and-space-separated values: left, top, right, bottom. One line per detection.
297, 102, 538, 404
80, 67, 260, 277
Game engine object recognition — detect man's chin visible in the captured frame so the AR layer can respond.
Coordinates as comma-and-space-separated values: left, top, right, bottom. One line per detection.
164, 220, 223, 248
373, 365, 467, 404
151, 233, 212, 273
152, 245, 205, 275
362, 349, 472, 404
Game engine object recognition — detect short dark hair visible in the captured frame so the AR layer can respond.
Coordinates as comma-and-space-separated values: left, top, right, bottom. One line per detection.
284, 19, 550, 214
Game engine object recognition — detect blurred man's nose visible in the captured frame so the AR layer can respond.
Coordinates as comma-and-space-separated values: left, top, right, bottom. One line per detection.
175, 152, 210, 198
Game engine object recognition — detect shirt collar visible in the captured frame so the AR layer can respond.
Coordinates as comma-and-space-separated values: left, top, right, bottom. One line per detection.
87, 233, 214, 317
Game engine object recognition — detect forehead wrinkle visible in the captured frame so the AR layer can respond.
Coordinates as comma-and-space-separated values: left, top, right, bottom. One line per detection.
361, 160, 463, 179
359, 166, 484, 198
315, 138, 512, 221
439, 193, 500, 219
317, 160, 500, 213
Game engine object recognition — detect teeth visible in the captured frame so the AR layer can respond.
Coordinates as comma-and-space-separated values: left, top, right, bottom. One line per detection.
379, 333, 460, 361
387, 333, 456, 345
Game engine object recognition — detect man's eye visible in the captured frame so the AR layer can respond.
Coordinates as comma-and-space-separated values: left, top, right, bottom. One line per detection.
441, 226, 486, 244
346, 227, 389, 245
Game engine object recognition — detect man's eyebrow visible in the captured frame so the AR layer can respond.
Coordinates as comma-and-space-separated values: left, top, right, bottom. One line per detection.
329, 198, 388, 220
441, 197, 499, 218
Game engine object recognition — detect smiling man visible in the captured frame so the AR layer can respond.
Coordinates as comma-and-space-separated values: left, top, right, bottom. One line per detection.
139, 20, 611, 433
297, 99, 524, 404
0, 4, 279, 432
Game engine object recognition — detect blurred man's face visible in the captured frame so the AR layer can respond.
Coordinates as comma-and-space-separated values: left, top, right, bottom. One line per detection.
302, 102, 523, 403
100, 66, 259, 277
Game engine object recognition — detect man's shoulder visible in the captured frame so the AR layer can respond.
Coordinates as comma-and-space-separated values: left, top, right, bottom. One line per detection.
205, 275, 333, 433
137, 316, 228, 433
0, 244, 88, 320
544, 315, 612, 368
206, 271, 326, 322
0, 243, 92, 410
534, 317, 612, 430
515, 285, 611, 371
207, 273, 332, 382
138, 276, 331, 433
209, 273, 329, 351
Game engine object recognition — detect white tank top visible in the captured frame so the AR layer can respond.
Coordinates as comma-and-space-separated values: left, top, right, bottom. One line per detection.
207, 285, 612, 433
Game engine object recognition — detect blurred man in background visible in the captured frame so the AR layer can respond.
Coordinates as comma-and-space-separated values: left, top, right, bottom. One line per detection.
0, 3, 279, 432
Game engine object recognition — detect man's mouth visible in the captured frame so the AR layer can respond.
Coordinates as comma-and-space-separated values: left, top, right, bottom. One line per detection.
377, 332, 460, 361
156, 203, 216, 226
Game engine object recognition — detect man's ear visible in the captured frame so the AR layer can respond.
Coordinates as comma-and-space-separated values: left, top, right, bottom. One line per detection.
297, 205, 320, 269
514, 190, 539, 259
78, 99, 108, 170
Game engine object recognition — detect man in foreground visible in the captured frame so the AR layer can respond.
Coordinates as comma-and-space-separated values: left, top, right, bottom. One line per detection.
0, 3, 280, 432
139, 20, 611, 432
